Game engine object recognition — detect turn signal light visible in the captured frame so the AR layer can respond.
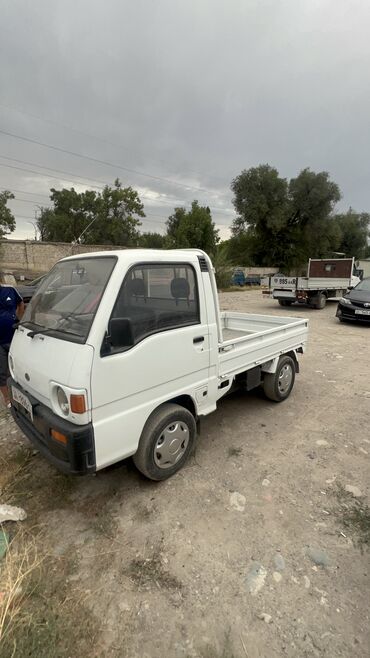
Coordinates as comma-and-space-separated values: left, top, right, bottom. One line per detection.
51, 429, 67, 445
70, 394, 86, 414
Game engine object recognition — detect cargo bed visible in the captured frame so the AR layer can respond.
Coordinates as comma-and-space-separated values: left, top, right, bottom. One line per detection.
219, 312, 308, 379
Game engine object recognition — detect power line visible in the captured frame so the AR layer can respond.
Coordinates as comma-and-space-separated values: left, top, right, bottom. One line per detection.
12, 200, 166, 223
0, 159, 233, 218
0, 126, 227, 196
0, 102, 229, 186
13, 212, 167, 229
7, 188, 50, 199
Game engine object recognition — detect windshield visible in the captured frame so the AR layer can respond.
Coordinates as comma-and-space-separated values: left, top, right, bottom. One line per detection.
354, 278, 370, 292
22, 256, 116, 342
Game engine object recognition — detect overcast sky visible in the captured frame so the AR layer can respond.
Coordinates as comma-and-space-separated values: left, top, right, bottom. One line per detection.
1, 0, 370, 241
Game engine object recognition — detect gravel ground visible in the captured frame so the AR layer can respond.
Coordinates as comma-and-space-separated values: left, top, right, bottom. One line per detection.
1, 291, 369, 658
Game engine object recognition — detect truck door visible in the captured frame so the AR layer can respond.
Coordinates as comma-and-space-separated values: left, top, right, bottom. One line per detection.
91, 261, 210, 469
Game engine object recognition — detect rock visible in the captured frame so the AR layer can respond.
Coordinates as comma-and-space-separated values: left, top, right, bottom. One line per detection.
316, 439, 329, 447
262, 478, 270, 487
307, 452, 316, 459
306, 547, 330, 567
273, 553, 285, 571
303, 575, 310, 589
246, 562, 267, 596
345, 485, 363, 498
359, 447, 368, 455
273, 571, 282, 583
229, 492, 246, 512
0, 504, 27, 523
258, 613, 272, 624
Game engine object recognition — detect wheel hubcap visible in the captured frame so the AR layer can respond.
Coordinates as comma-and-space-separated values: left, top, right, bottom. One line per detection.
278, 364, 293, 394
154, 421, 190, 469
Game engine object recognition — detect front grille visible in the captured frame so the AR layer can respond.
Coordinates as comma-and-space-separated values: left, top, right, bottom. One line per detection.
351, 300, 368, 308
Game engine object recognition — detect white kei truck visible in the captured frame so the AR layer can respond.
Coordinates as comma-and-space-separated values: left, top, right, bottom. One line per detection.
262, 258, 360, 309
9, 250, 309, 481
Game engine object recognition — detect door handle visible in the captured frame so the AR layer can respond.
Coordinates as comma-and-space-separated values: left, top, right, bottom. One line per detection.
193, 336, 205, 344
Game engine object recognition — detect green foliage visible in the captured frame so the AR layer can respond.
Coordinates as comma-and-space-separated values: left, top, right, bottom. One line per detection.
287, 168, 341, 267
137, 231, 167, 248
231, 165, 342, 270
335, 208, 370, 258
212, 245, 234, 288
0, 190, 16, 237
36, 180, 144, 246
166, 200, 219, 256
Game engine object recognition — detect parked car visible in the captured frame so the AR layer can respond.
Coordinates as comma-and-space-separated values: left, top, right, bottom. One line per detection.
336, 277, 370, 322
16, 274, 46, 304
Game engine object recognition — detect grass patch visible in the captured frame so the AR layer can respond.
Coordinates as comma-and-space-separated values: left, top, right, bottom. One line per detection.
0, 528, 100, 658
333, 483, 370, 550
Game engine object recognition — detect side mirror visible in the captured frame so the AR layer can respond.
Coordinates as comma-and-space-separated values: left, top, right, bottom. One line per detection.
347, 286, 353, 291
109, 317, 134, 349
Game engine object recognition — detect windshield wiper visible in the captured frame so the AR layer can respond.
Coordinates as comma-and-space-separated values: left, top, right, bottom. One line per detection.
27, 326, 83, 339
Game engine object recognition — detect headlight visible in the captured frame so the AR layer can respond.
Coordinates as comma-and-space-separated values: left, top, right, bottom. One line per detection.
340, 297, 351, 305
56, 387, 69, 416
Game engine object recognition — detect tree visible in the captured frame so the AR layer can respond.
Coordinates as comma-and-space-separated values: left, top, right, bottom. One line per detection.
231, 165, 291, 268
0, 191, 16, 238
166, 201, 219, 255
36, 188, 98, 242
137, 232, 167, 248
36, 180, 145, 245
87, 180, 144, 246
287, 168, 341, 267
230, 165, 342, 270
334, 208, 370, 258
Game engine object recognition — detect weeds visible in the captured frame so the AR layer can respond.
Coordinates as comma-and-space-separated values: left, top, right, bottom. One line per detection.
333, 483, 370, 550
0, 527, 43, 657
0, 527, 99, 658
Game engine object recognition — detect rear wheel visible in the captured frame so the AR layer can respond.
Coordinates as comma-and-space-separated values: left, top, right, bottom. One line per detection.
263, 355, 296, 402
133, 403, 196, 481
310, 292, 326, 309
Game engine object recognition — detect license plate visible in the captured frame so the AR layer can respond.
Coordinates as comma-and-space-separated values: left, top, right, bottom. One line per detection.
272, 277, 297, 286
11, 386, 33, 421
355, 309, 370, 315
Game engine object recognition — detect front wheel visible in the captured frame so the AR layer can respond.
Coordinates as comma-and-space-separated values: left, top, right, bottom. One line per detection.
133, 403, 196, 481
263, 355, 296, 402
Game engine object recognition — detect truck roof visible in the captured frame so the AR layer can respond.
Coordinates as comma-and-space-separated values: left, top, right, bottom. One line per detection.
60, 248, 208, 263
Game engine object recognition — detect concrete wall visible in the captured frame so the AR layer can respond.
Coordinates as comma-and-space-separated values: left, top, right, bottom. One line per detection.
0, 240, 125, 274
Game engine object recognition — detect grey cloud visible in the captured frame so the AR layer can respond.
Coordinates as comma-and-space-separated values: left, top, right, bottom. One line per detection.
1, 0, 370, 240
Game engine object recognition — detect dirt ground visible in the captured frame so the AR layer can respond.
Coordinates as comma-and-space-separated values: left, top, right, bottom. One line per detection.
1, 291, 369, 658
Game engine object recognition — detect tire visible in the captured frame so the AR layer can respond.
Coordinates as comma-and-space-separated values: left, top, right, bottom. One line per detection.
310, 292, 326, 309
133, 403, 196, 481
263, 355, 296, 402
278, 300, 293, 306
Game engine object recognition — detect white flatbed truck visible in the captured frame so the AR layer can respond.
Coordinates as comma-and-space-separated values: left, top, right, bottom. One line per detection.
262, 258, 360, 309
9, 249, 308, 480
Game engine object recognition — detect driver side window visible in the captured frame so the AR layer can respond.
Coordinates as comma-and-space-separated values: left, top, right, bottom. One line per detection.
108, 263, 200, 351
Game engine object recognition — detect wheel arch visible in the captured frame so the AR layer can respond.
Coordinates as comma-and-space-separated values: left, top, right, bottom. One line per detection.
164, 394, 197, 418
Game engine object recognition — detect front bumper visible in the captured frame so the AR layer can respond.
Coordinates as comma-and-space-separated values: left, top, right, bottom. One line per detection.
9, 377, 96, 474
336, 303, 370, 322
